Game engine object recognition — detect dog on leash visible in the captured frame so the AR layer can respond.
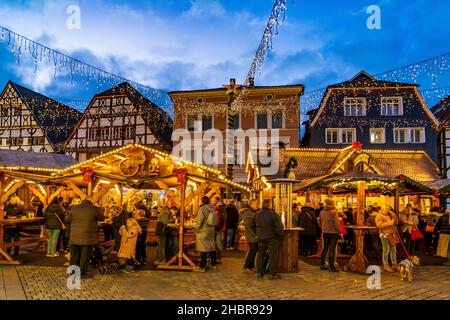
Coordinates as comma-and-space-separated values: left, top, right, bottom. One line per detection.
398, 256, 420, 281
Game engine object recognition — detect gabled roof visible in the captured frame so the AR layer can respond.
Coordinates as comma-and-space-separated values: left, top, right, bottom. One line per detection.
308, 70, 439, 128
168, 84, 304, 96
277, 146, 440, 182
431, 94, 450, 126
0, 149, 77, 169
3, 81, 82, 151
65, 82, 173, 150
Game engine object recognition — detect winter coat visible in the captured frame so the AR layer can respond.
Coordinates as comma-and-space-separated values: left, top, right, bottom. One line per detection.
375, 211, 398, 236
255, 208, 284, 241
298, 206, 318, 237
195, 204, 216, 252
365, 213, 379, 235
215, 204, 227, 232
400, 211, 419, 234
225, 205, 240, 230
44, 203, 66, 230
66, 200, 104, 245
117, 224, 142, 259
242, 206, 257, 243
292, 210, 300, 227
435, 214, 450, 235
318, 206, 341, 235
137, 218, 150, 242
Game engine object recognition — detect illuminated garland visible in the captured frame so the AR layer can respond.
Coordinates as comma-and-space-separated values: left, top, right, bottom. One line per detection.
0, 27, 173, 113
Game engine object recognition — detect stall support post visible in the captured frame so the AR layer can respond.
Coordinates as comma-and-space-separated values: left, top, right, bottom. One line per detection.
347, 181, 369, 273
394, 188, 399, 214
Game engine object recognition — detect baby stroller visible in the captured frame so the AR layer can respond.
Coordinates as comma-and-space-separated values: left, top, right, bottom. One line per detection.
91, 245, 120, 275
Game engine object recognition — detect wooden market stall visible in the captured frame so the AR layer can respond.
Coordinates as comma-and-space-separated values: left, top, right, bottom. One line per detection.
0, 144, 251, 269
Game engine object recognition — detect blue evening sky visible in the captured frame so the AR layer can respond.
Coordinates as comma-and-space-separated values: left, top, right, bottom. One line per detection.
0, 0, 448, 111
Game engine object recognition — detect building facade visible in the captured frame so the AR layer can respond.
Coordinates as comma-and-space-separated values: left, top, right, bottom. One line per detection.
63, 82, 172, 161
169, 81, 304, 182
302, 71, 439, 161
0, 81, 81, 153
432, 94, 450, 178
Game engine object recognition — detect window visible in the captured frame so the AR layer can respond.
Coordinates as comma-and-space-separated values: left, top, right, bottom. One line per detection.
410, 128, 425, 143
272, 110, 283, 129
326, 129, 340, 144
393, 128, 425, 144
31, 137, 45, 145
9, 137, 23, 146
341, 129, 355, 144
257, 113, 268, 129
1, 108, 8, 117
370, 128, 385, 144
344, 98, 366, 116
202, 115, 212, 131
89, 128, 99, 141
113, 127, 123, 140
381, 97, 403, 116
393, 128, 408, 143
100, 127, 110, 140
187, 115, 197, 132
233, 115, 240, 129
326, 128, 356, 144
125, 126, 135, 139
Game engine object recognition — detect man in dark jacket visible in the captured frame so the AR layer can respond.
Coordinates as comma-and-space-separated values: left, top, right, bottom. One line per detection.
255, 199, 283, 279
242, 199, 259, 272
135, 211, 150, 265
4, 195, 26, 256
66, 196, 104, 277
225, 200, 240, 250
44, 198, 66, 257
298, 202, 319, 256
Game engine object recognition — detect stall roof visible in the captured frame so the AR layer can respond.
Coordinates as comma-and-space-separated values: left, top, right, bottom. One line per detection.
0, 149, 77, 171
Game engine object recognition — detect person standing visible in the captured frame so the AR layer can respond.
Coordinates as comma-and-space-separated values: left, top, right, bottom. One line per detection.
44, 198, 66, 257
375, 207, 399, 272
194, 196, 217, 272
4, 195, 26, 257
225, 200, 239, 250
298, 202, 319, 256
318, 199, 341, 272
135, 210, 150, 265
66, 195, 104, 278
212, 195, 226, 261
154, 202, 173, 265
118, 218, 142, 273
400, 204, 419, 254
435, 209, 450, 265
365, 208, 381, 258
242, 199, 259, 272
255, 199, 283, 279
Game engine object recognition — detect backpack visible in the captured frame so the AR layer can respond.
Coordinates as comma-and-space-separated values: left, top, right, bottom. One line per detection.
215, 205, 226, 230
206, 207, 217, 227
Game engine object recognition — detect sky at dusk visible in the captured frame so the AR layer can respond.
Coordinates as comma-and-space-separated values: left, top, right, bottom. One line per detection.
0, 0, 449, 110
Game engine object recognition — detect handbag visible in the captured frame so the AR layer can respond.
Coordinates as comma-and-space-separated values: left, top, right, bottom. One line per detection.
411, 227, 424, 240
55, 213, 66, 230
387, 233, 400, 246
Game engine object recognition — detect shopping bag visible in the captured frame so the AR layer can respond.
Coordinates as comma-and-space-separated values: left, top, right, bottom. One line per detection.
411, 227, 424, 241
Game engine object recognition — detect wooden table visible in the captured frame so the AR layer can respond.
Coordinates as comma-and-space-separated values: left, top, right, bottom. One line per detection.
0, 217, 44, 265
345, 225, 377, 273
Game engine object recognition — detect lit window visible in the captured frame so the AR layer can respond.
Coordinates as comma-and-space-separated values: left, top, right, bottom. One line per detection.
31, 137, 45, 145
370, 128, 385, 144
381, 97, 403, 116
326, 129, 340, 144
410, 128, 425, 143
187, 115, 197, 132
344, 98, 366, 116
125, 126, 135, 139
233, 115, 239, 129
257, 113, 268, 129
272, 110, 283, 129
202, 115, 212, 131
393, 128, 408, 143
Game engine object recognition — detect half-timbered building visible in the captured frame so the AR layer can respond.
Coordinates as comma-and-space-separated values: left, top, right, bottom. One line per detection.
0, 80, 81, 153
302, 71, 439, 161
432, 94, 450, 179
63, 82, 173, 161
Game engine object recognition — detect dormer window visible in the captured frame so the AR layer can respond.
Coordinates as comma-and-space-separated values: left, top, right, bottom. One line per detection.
381, 97, 403, 116
344, 98, 366, 116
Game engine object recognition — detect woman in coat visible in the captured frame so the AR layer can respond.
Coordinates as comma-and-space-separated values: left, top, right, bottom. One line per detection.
194, 196, 217, 272
44, 198, 66, 257
375, 208, 399, 272
118, 218, 142, 273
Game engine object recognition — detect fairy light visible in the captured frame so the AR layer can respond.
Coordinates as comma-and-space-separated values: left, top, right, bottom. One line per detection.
4, 179, 19, 192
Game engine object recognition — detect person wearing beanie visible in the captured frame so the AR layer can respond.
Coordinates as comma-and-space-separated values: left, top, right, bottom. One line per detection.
318, 199, 341, 272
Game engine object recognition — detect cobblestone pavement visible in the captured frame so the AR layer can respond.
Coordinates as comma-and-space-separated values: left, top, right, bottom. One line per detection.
6, 257, 450, 300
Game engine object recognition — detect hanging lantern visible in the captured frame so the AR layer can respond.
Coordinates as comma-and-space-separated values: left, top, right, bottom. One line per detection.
352, 141, 363, 151
173, 168, 188, 184
80, 168, 94, 183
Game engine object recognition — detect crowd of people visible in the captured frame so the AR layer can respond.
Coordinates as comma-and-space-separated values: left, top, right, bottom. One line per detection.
3, 192, 450, 278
